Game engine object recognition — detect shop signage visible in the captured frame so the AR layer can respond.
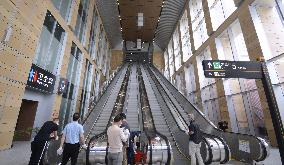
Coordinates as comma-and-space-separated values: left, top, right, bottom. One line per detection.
58, 78, 68, 94
27, 64, 56, 93
202, 60, 263, 79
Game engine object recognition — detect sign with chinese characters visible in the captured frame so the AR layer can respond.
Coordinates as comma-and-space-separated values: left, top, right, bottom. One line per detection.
58, 78, 67, 94
202, 60, 263, 79
27, 64, 56, 93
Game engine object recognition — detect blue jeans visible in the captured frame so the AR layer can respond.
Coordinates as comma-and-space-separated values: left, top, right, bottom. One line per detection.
108, 152, 123, 165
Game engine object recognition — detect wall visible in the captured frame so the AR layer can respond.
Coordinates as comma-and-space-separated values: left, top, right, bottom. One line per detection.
110, 50, 124, 73
0, 0, 113, 150
153, 51, 165, 72
162, 0, 281, 146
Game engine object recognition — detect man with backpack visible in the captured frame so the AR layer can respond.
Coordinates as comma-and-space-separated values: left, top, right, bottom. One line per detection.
186, 113, 204, 165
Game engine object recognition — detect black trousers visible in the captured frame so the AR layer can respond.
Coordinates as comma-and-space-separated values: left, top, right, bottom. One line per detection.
61, 143, 80, 165
28, 140, 47, 165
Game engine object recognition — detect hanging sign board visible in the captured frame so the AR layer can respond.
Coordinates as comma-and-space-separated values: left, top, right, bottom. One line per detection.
58, 78, 68, 94
202, 60, 262, 79
27, 64, 56, 93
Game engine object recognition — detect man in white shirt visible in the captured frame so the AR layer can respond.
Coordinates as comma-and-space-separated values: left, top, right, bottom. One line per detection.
57, 113, 87, 165
107, 115, 130, 165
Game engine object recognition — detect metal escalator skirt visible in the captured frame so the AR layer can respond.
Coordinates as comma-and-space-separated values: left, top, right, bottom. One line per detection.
150, 139, 169, 164
88, 142, 108, 164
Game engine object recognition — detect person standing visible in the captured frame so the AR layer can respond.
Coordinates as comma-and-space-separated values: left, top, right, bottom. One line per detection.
57, 113, 87, 165
28, 118, 59, 165
119, 113, 131, 165
107, 115, 130, 165
186, 114, 204, 165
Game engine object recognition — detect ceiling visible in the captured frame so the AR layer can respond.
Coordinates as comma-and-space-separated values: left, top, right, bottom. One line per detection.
96, 0, 187, 50
119, 0, 163, 42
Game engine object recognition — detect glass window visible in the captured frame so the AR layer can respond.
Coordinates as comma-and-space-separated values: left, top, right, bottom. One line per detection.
168, 39, 174, 79
79, 60, 93, 120
75, 0, 89, 44
184, 64, 197, 105
52, 0, 73, 22
196, 47, 220, 125
189, 0, 208, 50
89, 9, 99, 60
59, 43, 82, 130
207, 0, 236, 30
215, 20, 265, 135
173, 28, 182, 70
250, 0, 284, 126
34, 11, 65, 74
164, 50, 170, 80
179, 9, 192, 62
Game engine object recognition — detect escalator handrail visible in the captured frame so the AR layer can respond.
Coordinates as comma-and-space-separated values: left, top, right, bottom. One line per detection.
150, 65, 217, 128
104, 64, 132, 131
146, 65, 190, 132
82, 64, 125, 125
151, 66, 267, 137
151, 65, 268, 162
86, 131, 107, 165
139, 65, 172, 164
85, 65, 129, 140
203, 132, 230, 164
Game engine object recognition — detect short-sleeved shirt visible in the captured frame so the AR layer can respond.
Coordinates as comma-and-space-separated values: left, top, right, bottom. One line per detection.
34, 121, 58, 142
63, 121, 84, 144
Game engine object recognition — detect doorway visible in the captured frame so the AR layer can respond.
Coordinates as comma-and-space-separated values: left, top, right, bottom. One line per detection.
13, 99, 38, 141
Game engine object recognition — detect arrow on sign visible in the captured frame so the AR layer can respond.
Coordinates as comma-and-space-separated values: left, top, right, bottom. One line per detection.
207, 62, 212, 68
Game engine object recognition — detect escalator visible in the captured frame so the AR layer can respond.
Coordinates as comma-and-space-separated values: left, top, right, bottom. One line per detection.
123, 63, 140, 131
140, 65, 190, 164
44, 64, 131, 165
44, 62, 269, 165
147, 64, 269, 164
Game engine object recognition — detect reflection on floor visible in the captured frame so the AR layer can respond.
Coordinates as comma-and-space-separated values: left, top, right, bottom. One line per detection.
0, 141, 281, 165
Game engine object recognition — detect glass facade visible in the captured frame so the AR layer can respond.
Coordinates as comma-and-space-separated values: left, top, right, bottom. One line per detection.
196, 48, 220, 125
189, 0, 208, 50
75, 0, 89, 44
184, 64, 197, 106
51, 0, 73, 22
168, 39, 174, 79
207, 0, 236, 31
173, 28, 182, 70
59, 43, 82, 130
89, 9, 99, 60
80, 59, 93, 120
250, 0, 284, 126
179, 9, 192, 62
216, 21, 264, 135
34, 11, 65, 74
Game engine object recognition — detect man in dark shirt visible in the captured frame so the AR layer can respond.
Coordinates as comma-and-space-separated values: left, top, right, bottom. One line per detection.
28, 118, 59, 165
186, 114, 204, 165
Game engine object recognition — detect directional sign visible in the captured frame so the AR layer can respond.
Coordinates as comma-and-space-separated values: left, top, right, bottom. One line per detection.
202, 60, 263, 79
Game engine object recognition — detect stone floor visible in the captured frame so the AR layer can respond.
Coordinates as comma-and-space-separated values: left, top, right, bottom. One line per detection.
0, 141, 282, 165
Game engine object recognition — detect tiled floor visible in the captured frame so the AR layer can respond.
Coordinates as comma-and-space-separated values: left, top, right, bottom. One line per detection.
0, 141, 282, 165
